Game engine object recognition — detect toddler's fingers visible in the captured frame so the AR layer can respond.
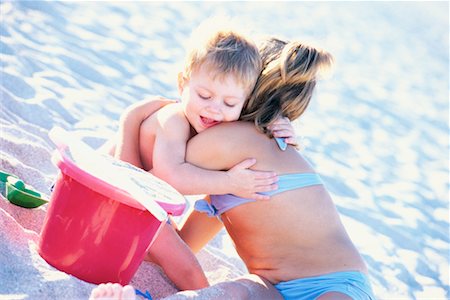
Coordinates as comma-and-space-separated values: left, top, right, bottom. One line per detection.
268, 124, 289, 132
251, 182, 279, 200
256, 177, 279, 186
253, 171, 278, 180
258, 183, 278, 191
272, 129, 294, 138
271, 126, 295, 136
252, 193, 271, 201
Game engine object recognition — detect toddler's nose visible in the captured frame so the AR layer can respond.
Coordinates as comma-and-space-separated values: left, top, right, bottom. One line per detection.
206, 101, 222, 116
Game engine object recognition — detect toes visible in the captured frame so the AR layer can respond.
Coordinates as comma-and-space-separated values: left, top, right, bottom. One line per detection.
104, 283, 114, 296
112, 283, 123, 298
90, 283, 136, 300
122, 285, 137, 300
90, 283, 108, 299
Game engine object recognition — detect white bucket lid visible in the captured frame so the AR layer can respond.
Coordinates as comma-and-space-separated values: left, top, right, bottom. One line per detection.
49, 127, 187, 221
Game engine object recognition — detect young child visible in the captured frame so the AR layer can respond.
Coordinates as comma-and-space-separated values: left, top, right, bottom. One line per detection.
114, 17, 280, 201
102, 18, 296, 292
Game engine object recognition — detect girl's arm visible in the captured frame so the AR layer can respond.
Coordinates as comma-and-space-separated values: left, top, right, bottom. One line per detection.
177, 198, 224, 253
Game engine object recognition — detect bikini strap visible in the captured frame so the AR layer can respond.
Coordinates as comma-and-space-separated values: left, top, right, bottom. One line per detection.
275, 137, 287, 151
261, 173, 323, 196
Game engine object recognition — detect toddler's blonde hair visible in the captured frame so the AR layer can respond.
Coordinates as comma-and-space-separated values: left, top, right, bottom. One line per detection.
183, 17, 262, 96
240, 38, 333, 136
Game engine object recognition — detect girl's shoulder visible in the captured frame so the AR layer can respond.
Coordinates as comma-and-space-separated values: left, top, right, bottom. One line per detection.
203, 121, 259, 138
188, 121, 267, 154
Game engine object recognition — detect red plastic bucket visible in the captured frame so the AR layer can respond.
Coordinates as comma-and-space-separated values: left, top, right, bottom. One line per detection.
39, 132, 186, 285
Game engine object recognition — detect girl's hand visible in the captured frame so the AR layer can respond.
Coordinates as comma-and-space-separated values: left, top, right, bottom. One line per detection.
267, 117, 299, 148
226, 158, 278, 201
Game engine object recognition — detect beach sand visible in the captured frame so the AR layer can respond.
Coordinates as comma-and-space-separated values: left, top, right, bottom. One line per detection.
0, 1, 448, 299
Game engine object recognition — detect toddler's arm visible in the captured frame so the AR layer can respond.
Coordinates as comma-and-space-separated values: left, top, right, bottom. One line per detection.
115, 97, 177, 167
149, 109, 277, 200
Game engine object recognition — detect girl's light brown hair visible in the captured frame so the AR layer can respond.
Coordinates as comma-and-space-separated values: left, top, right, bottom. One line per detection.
240, 38, 333, 137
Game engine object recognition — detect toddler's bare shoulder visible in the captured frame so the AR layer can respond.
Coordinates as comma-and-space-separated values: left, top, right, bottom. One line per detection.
154, 104, 190, 133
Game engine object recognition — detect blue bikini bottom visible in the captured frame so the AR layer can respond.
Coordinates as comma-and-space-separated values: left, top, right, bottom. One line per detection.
274, 271, 376, 300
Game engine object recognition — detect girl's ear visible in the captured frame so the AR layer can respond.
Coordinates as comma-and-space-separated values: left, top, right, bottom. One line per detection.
177, 72, 187, 95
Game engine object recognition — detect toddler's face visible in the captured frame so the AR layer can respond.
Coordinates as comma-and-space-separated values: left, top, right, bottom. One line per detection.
180, 65, 247, 133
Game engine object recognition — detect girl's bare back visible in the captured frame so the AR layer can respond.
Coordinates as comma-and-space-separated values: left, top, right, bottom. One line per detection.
186, 121, 368, 284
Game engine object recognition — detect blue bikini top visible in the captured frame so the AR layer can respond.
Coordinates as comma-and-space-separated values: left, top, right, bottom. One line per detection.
194, 138, 323, 217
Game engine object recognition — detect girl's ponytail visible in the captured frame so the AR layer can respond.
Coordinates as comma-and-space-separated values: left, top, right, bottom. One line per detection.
240, 38, 333, 137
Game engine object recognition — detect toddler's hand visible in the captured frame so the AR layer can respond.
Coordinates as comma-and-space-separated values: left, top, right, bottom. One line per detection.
227, 158, 278, 201
123, 96, 179, 121
267, 117, 299, 148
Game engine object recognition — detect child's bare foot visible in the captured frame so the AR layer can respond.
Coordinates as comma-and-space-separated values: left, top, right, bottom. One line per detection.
89, 283, 136, 300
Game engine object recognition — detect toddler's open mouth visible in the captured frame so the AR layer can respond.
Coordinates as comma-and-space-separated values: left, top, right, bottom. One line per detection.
200, 116, 220, 128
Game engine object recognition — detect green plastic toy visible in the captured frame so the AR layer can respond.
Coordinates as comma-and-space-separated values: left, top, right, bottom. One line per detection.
1, 170, 48, 208
0, 170, 17, 197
